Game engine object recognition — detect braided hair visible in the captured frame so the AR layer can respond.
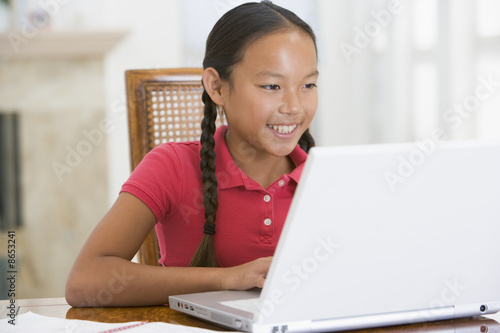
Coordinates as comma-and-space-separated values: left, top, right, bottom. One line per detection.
189, 1, 317, 267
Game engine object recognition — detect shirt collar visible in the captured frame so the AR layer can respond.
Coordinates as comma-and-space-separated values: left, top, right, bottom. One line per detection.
214, 125, 308, 190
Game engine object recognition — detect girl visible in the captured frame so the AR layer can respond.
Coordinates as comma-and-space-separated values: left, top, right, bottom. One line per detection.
65, 0, 319, 307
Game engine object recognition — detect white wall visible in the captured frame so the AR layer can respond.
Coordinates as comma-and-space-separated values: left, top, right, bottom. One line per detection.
316, 0, 500, 147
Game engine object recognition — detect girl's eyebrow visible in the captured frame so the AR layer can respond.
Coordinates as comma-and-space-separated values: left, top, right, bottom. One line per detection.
254, 71, 284, 79
306, 70, 320, 78
254, 70, 319, 79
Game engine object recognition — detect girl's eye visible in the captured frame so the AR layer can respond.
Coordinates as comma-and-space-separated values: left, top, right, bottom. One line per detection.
262, 84, 280, 90
304, 83, 317, 89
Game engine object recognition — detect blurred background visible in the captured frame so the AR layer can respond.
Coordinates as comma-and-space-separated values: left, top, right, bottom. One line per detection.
0, 0, 499, 299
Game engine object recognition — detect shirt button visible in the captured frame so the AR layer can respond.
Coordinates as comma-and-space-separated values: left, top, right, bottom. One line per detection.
264, 218, 272, 226
263, 195, 271, 202
278, 180, 286, 186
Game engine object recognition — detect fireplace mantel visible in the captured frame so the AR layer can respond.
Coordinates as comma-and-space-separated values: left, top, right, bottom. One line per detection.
0, 31, 127, 59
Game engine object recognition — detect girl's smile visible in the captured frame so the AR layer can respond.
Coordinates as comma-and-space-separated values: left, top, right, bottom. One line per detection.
266, 123, 299, 135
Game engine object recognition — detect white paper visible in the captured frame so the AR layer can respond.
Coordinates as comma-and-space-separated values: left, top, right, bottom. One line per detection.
0, 311, 240, 332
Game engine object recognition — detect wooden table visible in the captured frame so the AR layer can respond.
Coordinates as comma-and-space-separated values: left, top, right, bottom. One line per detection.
0, 297, 225, 331
2, 298, 500, 332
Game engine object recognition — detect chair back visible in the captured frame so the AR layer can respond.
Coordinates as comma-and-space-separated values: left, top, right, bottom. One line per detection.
125, 68, 226, 266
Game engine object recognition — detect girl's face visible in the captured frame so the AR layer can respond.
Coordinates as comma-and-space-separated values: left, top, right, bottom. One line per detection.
221, 30, 318, 162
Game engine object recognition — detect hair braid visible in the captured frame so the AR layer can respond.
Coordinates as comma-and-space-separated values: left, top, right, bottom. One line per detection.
298, 128, 315, 153
189, 90, 219, 267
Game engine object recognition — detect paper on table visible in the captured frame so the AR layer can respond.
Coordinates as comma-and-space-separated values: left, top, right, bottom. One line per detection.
0, 312, 241, 333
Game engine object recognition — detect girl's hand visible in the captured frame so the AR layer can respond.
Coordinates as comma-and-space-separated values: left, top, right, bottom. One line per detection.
220, 257, 273, 291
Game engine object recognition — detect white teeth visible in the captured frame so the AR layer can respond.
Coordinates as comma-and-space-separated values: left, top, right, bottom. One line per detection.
269, 124, 297, 134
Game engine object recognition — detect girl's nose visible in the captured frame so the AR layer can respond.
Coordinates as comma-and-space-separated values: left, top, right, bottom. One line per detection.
279, 90, 301, 115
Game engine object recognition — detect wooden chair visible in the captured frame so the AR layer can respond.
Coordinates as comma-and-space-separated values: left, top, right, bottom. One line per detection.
125, 68, 226, 266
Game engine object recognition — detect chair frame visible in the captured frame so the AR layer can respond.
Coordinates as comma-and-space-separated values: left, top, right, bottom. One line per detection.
125, 68, 204, 266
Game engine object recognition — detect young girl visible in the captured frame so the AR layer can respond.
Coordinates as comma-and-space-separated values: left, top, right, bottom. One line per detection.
65, 0, 319, 307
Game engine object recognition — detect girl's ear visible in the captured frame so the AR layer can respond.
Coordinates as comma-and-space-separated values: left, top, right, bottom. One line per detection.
202, 67, 226, 106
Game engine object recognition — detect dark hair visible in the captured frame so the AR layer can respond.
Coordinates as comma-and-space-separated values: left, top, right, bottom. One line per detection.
189, 0, 317, 268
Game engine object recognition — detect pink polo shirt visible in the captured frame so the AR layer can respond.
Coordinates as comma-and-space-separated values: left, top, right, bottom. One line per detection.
121, 125, 307, 267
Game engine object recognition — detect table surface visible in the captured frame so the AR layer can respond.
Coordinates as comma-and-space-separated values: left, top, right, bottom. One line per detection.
2, 297, 500, 332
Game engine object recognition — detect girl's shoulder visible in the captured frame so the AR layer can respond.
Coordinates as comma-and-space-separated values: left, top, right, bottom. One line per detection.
132, 140, 202, 178
149, 140, 201, 162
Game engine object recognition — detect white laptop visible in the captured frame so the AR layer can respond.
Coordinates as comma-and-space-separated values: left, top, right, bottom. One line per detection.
169, 139, 500, 332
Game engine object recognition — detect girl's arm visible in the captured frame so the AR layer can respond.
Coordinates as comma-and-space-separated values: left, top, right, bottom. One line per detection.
65, 192, 271, 307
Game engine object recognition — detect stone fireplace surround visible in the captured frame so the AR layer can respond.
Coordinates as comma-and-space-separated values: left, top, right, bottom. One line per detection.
0, 31, 125, 298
